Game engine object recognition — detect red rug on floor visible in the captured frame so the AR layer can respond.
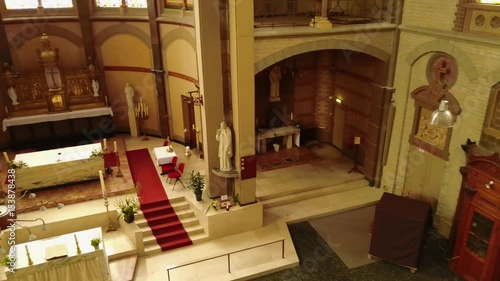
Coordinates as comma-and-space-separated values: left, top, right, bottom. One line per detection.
126, 148, 192, 251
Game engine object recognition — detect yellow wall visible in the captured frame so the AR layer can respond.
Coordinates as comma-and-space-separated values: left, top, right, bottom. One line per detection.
402, 0, 459, 31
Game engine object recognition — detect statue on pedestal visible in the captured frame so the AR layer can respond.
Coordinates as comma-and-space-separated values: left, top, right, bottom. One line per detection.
92, 80, 99, 97
269, 65, 282, 102
125, 82, 134, 110
216, 121, 233, 172
8, 87, 19, 105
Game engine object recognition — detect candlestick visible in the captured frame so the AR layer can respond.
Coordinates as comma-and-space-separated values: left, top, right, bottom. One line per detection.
114, 141, 118, 153
105, 96, 108, 106
103, 139, 108, 150
291, 112, 293, 120
99, 170, 106, 197
5, 106, 8, 114
74, 234, 81, 254
25, 245, 33, 266
3, 152, 9, 163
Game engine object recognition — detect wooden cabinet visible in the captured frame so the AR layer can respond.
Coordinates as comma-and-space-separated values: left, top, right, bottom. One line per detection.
451, 144, 500, 281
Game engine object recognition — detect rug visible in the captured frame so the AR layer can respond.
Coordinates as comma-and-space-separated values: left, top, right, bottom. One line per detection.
126, 148, 192, 251
309, 206, 377, 269
257, 146, 321, 171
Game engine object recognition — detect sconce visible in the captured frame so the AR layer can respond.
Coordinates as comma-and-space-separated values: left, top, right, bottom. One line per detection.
18, 190, 37, 201
485, 180, 494, 189
335, 98, 342, 104
8, 218, 47, 241
34, 200, 64, 211
430, 100, 454, 127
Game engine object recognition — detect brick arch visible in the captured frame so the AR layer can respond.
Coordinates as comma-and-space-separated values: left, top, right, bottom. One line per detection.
161, 26, 196, 52
405, 40, 478, 81
9, 25, 82, 51
94, 23, 151, 47
254, 39, 390, 74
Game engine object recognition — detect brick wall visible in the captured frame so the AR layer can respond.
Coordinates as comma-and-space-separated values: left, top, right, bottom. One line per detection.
402, 0, 458, 31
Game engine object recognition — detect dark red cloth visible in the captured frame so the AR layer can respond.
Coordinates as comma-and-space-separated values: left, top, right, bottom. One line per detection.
369, 192, 432, 269
103, 153, 118, 167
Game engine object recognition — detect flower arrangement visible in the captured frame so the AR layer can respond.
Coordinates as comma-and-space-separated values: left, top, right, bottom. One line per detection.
210, 200, 220, 211
114, 194, 140, 223
8, 160, 28, 169
89, 149, 103, 158
90, 237, 101, 248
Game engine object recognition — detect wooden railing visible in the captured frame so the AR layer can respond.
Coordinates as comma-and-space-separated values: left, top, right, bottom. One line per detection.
166, 238, 286, 281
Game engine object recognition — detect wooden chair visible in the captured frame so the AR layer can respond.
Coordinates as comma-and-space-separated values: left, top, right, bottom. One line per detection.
160, 156, 178, 175
168, 163, 185, 190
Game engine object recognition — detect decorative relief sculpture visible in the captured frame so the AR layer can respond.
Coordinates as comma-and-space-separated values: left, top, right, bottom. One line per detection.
92, 80, 99, 97
8, 87, 19, 105
216, 121, 233, 172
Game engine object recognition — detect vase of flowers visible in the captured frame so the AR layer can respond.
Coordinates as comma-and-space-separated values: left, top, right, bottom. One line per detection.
90, 237, 101, 250
115, 194, 140, 223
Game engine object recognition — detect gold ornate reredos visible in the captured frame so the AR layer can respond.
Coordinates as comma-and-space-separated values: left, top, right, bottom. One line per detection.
37, 33, 59, 67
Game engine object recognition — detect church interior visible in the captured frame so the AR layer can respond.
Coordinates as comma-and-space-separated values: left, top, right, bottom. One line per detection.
0, 0, 499, 280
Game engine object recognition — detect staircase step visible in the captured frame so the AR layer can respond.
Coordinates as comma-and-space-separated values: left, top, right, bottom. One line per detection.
150, 220, 184, 233
136, 209, 195, 228
260, 179, 369, 208
144, 229, 190, 245
143, 244, 162, 255
158, 237, 192, 252
189, 232, 210, 244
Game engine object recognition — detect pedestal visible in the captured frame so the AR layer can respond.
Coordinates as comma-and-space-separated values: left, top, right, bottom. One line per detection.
313, 17, 333, 29
128, 109, 139, 137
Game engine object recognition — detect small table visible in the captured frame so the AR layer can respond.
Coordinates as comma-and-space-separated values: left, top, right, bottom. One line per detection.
257, 126, 301, 154
153, 146, 177, 166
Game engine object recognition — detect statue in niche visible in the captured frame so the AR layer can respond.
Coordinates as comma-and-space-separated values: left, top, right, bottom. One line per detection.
216, 121, 233, 172
269, 65, 282, 102
125, 82, 135, 110
92, 80, 99, 97
8, 87, 19, 105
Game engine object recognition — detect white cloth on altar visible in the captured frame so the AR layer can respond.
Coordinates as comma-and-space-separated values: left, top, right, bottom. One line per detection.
2, 107, 113, 131
14, 143, 101, 168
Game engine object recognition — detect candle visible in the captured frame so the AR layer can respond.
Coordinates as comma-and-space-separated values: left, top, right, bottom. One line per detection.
5, 106, 8, 114
74, 234, 78, 243
192, 124, 195, 130
146, 105, 148, 116
3, 152, 9, 163
114, 141, 118, 153
105, 96, 108, 106
103, 139, 107, 150
291, 112, 293, 120
99, 170, 106, 197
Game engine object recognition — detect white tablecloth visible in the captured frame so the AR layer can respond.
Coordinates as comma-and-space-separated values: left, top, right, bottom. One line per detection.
14, 143, 101, 168
2, 107, 113, 131
153, 146, 177, 166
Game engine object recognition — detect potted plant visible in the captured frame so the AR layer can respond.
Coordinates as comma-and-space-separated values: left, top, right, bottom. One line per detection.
90, 237, 101, 250
187, 171, 205, 201
114, 194, 140, 223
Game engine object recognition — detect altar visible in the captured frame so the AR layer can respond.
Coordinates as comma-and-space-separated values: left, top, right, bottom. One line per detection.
257, 126, 301, 154
6, 227, 109, 281
14, 143, 103, 190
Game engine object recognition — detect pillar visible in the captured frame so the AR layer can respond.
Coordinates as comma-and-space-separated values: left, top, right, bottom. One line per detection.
312, 0, 332, 29
193, 0, 225, 198
229, 0, 256, 205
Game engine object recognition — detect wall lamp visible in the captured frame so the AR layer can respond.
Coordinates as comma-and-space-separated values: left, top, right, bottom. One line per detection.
485, 180, 494, 189
7, 218, 47, 241
430, 100, 454, 127
33, 200, 64, 211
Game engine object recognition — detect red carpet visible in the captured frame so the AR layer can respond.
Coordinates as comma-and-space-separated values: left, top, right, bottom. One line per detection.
126, 149, 192, 251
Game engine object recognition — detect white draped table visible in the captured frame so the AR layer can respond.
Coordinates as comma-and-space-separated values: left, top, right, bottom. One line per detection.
153, 146, 177, 166
6, 227, 109, 281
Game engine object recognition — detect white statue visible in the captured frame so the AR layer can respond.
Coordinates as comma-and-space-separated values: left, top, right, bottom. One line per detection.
92, 80, 99, 97
125, 82, 135, 110
8, 87, 19, 105
216, 121, 233, 171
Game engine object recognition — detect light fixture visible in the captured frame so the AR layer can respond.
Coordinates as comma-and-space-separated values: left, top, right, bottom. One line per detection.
335, 98, 342, 104
486, 180, 494, 189
21, 200, 64, 212
8, 218, 48, 241
430, 100, 454, 127
18, 190, 36, 201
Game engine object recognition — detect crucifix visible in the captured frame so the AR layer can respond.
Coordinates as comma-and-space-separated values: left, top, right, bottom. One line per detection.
45, 67, 60, 89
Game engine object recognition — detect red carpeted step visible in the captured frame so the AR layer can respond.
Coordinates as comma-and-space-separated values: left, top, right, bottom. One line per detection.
126, 148, 192, 251
159, 237, 193, 252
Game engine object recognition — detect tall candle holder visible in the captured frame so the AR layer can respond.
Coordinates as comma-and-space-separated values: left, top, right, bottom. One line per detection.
103, 193, 116, 232
74, 235, 82, 255
115, 151, 123, 177
135, 98, 149, 141
25, 245, 33, 266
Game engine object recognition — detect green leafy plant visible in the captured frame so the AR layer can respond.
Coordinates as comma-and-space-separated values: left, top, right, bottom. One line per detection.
89, 149, 103, 158
8, 160, 28, 169
187, 171, 205, 194
114, 194, 140, 223
210, 200, 220, 211
232, 193, 240, 206
0, 256, 13, 267
90, 237, 101, 248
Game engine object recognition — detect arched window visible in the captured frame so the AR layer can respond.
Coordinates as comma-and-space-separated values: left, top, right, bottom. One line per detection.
95, 0, 147, 8
5, 0, 73, 9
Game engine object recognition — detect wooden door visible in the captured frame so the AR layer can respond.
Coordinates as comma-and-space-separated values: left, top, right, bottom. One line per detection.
181, 97, 197, 149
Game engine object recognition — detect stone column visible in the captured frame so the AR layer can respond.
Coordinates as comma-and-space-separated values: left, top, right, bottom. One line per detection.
313, 0, 332, 29
193, 0, 225, 198
229, 0, 257, 205
314, 51, 334, 143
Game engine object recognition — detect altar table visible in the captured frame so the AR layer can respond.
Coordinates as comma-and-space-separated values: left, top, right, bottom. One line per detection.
257, 126, 301, 154
152, 146, 177, 166
6, 227, 109, 281
14, 143, 103, 190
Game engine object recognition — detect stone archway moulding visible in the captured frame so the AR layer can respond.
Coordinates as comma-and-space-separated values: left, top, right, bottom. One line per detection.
161, 26, 196, 53
9, 25, 83, 51
254, 39, 391, 74
94, 23, 151, 48
405, 39, 478, 82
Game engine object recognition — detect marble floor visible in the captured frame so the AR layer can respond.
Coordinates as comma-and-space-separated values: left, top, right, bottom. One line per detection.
3, 134, 385, 281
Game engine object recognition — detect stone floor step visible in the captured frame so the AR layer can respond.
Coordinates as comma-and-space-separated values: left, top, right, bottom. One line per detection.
260, 179, 370, 208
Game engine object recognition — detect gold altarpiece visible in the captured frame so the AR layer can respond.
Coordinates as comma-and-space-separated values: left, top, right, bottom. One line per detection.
1, 33, 105, 118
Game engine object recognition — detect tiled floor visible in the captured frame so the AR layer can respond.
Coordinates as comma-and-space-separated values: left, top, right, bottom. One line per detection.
4, 134, 386, 281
